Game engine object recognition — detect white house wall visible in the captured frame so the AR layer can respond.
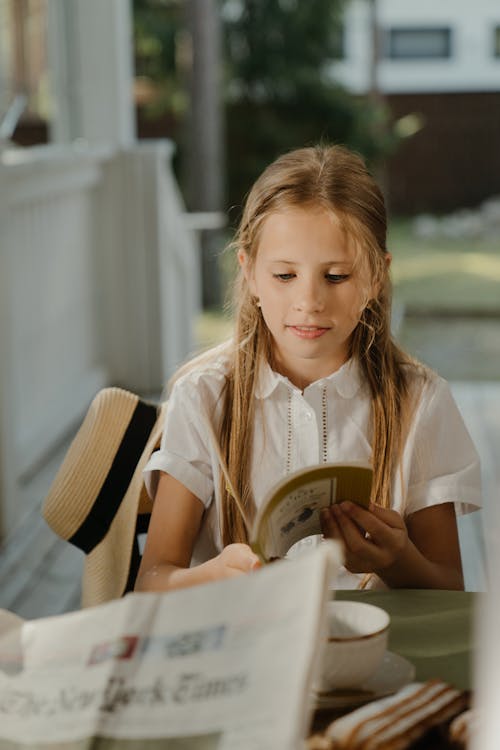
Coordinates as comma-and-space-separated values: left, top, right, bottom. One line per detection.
332, 0, 500, 94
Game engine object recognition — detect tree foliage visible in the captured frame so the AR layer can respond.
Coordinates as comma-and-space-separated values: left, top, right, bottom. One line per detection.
223, 0, 345, 100
133, 0, 186, 119
132, 0, 393, 213
222, 0, 392, 214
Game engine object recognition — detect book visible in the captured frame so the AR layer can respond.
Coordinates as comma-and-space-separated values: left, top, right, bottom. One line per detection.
251, 461, 373, 562
0, 543, 342, 750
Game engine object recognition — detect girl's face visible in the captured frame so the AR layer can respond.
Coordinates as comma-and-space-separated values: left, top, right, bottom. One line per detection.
239, 206, 372, 390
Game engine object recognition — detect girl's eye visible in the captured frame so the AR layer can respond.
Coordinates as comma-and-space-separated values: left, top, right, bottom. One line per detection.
326, 274, 350, 284
273, 273, 295, 281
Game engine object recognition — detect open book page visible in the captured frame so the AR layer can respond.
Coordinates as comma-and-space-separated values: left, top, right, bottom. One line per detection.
252, 463, 372, 560
256, 475, 338, 559
0, 541, 342, 750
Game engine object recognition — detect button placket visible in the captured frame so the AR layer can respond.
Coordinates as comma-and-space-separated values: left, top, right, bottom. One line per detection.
285, 388, 293, 474
286, 385, 329, 472
321, 385, 328, 463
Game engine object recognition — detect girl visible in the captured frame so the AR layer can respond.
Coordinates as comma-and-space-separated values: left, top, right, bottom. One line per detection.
135, 144, 481, 593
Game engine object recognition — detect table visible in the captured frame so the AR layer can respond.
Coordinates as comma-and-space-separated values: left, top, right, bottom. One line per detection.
336, 590, 475, 690
311, 590, 476, 746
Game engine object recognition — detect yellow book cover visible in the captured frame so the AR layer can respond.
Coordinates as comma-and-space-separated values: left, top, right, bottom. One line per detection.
251, 462, 372, 562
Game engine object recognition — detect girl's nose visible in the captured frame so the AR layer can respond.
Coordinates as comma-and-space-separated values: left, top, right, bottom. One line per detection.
292, 280, 325, 313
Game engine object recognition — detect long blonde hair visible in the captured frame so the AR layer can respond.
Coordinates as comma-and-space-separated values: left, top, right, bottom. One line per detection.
181, 145, 424, 546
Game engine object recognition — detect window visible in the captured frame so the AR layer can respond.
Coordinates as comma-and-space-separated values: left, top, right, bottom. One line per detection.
385, 27, 452, 60
494, 26, 500, 58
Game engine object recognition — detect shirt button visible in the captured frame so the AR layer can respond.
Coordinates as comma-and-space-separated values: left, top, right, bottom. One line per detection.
305, 412, 313, 421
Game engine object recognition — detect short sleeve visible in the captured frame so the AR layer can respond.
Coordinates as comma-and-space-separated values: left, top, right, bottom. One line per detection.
143, 374, 218, 507
405, 377, 481, 517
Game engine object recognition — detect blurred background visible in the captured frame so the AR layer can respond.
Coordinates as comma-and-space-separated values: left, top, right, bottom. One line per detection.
0, 0, 498, 614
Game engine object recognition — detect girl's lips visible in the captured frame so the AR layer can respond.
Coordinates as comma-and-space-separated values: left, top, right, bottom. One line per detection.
287, 325, 330, 339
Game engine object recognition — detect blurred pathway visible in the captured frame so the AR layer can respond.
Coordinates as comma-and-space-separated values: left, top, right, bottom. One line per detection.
399, 310, 499, 592
0, 439, 83, 620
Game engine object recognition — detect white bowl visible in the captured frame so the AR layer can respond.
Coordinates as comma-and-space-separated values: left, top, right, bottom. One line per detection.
317, 600, 390, 692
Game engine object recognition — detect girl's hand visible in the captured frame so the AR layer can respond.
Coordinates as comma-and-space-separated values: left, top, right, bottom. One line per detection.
320, 502, 408, 575
207, 543, 262, 582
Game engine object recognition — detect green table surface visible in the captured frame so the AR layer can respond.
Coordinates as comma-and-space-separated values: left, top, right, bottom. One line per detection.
335, 589, 476, 691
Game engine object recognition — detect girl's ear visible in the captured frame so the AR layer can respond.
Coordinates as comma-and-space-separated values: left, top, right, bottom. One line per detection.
376, 251, 392, 288
238, 251, 258, 296
237, 249, 247, 271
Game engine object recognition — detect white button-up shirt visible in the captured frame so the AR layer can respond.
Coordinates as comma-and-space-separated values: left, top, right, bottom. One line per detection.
144, 355, 481, 588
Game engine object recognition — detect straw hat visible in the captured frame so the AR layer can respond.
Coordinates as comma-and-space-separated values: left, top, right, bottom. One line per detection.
43, 387, 167, 608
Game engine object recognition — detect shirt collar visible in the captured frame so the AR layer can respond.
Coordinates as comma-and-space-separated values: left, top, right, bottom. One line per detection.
255, 357, 363, 400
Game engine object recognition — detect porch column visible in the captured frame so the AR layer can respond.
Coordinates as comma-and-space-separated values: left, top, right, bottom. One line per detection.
47, 0, 136, 146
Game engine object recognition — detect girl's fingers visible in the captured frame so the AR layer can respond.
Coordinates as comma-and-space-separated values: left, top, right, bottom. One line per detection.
339, 502, 404, 546
332, 505, 392, 572
323, 504, 408, 573
335, 502, 409, 573
320, 508, 345, 543
223, 543, 261, 572
332, 504, 368, 550
368, 502, 406, 528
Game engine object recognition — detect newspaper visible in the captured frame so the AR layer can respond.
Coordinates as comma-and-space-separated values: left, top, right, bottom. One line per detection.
0, 542, 342, 750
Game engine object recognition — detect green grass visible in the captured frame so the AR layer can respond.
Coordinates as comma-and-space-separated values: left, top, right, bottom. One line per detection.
389, 218, 500, 310
388, 219, 500, 379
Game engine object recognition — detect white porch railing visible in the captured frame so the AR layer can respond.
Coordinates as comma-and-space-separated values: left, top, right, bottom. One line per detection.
0, 140, 200, 539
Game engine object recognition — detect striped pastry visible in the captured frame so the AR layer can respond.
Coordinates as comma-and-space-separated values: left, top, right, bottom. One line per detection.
323, 680, 468, 750
449, 707, 478, 746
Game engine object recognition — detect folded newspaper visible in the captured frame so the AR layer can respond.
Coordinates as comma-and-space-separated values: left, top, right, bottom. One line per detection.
0, 541, 342, 750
